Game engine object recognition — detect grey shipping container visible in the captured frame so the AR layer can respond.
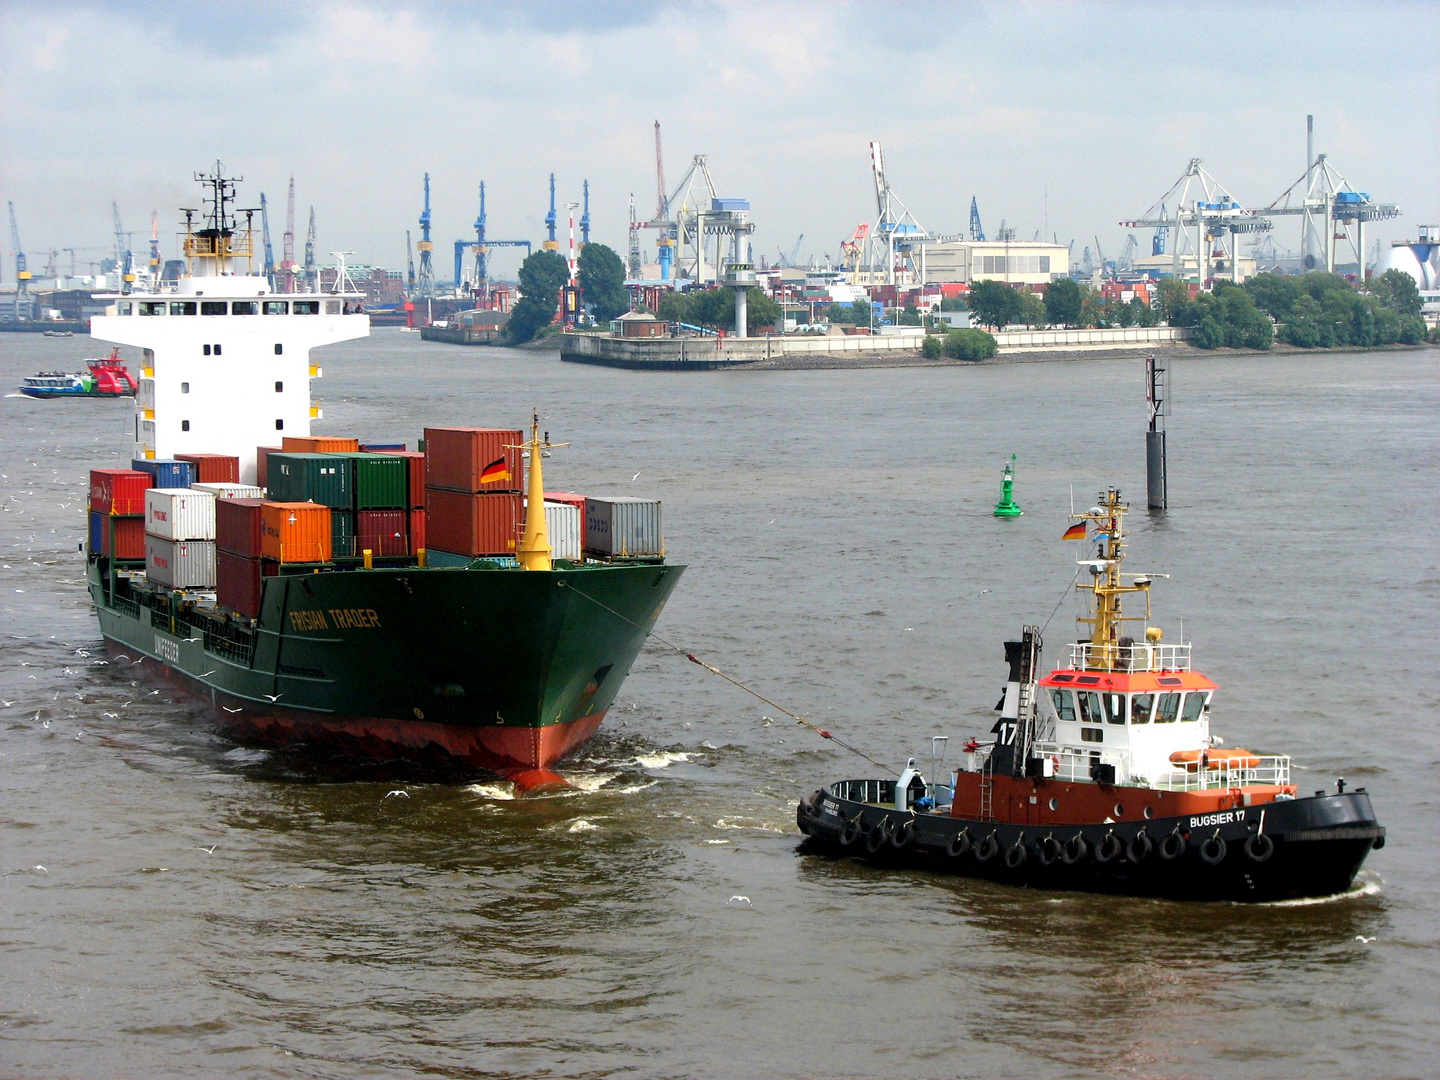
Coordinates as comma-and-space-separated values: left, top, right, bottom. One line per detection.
543, 500, 582, 561
145, 536, 217, 588
584, 497, 662, 557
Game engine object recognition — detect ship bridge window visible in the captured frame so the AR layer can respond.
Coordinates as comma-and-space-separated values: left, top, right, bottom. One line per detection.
201, 301, 227, 316
1181, 691, 1209, 722
1077, 691, 1105, 725
232, 301, 258, 315
1050, 688, 1076, 723
1131, 693, 1154, 724
1154, 692, 1181, 723
170, 302, 197, 316
293, 300, 320, 315
117, 301, 132, 315
264, 301, 288, 315
1103, 692, 1126, 725
139, 302, 165, 316
325, 300, 341, 314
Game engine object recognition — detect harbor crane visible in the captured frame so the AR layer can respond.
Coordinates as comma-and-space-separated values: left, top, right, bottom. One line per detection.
1152, 203, 1168, 256
280, 175, 297, 292
581, 180, 591, 247
1120, 234, 1138, 271
543, 173, 558, 251
1261, 149, 1399, 278
454, 181, 532, 298
415, 174, 435, 298
112, 202, 135, 291
969, 197, 985, 242
8, 201, 31, 320
1121, 158, 1271, 284
405, 230, 415, 293
148, 211, 162, 281
865, 141, 934, 285
303, 206, 317, 291
778, 233, 804, 267
259, 193, 276, 286
628, 120, 679, 280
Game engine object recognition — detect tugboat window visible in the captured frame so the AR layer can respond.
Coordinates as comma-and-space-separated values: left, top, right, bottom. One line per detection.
1077, 691, 1105, 725
1050, 688, 1076, 722
1130, 693, 1153, 724
170, 302, 197, 315
1154, 692, 1181, 723
1104, 692, 1126, 724
1080, 727, 1104, 743
1181, 691, 1209, 722
200, 301, 227, 315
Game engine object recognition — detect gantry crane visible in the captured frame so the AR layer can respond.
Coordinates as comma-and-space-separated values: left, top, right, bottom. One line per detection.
1262, 153, 1399, 277
259, 193, 276, 286
280, 175, 297, 292
8, 201, 30, 320
454, 181, 531, 299
1121, 159, 1271, 283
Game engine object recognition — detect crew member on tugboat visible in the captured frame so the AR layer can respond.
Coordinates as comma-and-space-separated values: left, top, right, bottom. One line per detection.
795, 487, 1385, 903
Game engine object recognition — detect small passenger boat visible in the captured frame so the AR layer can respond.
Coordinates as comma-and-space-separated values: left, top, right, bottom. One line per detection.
19, 348, 138, 399
796, 487, 1384, 902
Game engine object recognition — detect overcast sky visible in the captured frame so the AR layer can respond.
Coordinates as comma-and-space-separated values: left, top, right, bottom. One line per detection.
3, 0, 1437, 280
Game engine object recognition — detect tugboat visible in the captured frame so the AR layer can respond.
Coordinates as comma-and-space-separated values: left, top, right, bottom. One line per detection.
796, 487, 1384, 902
19, 348, 138, 399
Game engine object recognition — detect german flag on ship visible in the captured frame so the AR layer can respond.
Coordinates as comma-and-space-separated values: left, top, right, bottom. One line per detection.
480, 457, 511, 485
1061, 521, 1087, 541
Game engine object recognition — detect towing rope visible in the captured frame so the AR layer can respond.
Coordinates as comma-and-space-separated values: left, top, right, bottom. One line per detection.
559, 580, 894, 773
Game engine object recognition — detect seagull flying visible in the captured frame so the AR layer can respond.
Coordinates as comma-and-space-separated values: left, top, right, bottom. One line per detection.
1356, 935, 1376, 944
631, 471, 642, 481
383, 790, 410, 800
199, 671, 216, 678
199, 845, 218, 854
262, 693, 282, 702
102, 712, 118, 718
727, 895, 751, 905
222, 706, 243, 713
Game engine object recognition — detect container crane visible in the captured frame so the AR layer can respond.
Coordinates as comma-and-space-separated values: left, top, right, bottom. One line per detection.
969, 197, 985, 242
415, 173, 435, 298
543, 173, 558, 251
259, 193, 276, 286
1121, 159, 1271, 284
866, 141, 933, 284
581, 180, 591, 247
454, 181, 532, 298
8, 202, 30, 320
303, 206, 317, 291
112, 202, 135, 292
1152, 203, 1168, 256
628, 120, 678, 281
778, 233, 804, 267
149, 211, 162, 282
1261, 146, 1399, 277
281, 174, 297, 292
406, 230, 415, 293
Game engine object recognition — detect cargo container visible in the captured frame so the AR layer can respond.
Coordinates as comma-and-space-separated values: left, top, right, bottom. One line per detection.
90, 468, 151, 515
584, 496, 663, 557
88, 511, 146, 559
215, 497, 266, 557
423, 427, 524, 493
175, 453, 240, 484
281, 435, 360, 454
266, 453, 353, 508
408, 508, 426, 555
424, 488, 521, 557
131, 458, 195, 490
331, 508, 355, 559
145, 487, 217, 541
395, 450, 425, 508
145, 536, 216, 588
359, 442, 407, 452
260, 502, 333, 563
216, 550, 264, 619
544, 500, 582, 561
544, 491, 587, 512
345, 453, 408, 509
256, 446, 281, 489
191, 482, 264, 499
356, 509, 408, 557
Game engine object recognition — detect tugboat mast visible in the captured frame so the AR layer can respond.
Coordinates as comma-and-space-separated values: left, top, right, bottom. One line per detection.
1071, 488, 1153, 671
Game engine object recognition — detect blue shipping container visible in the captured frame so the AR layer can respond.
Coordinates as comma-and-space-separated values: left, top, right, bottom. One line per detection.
131, 458, 196, 489
88, 510, 103, 553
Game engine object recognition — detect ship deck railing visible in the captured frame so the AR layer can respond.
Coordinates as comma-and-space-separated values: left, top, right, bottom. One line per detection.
829, 778, 898, 806
1066, 642, 1192, 673
1150, 755, 1292, 791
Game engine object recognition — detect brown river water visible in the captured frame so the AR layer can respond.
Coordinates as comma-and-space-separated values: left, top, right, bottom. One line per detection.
1, 332, 1437, 1079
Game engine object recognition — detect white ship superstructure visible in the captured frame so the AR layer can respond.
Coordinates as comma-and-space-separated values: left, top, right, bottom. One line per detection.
89, 165, 368, 483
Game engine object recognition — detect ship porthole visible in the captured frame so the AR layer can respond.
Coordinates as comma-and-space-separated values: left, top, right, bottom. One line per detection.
1113, 804, 1124, 818
1143, 806, 1154, 820
1048, 797, 1059, 811
413, 707, 424, 719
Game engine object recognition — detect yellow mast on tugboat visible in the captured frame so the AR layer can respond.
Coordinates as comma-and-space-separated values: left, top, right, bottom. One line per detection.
1069, 488, 1158, 671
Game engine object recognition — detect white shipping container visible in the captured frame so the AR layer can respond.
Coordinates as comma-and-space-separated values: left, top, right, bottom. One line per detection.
191, 482, 264, 499
145, 536, 217, 588
145, 487, 216, 541
544, 501, 582, 561
584, 496, 662, 556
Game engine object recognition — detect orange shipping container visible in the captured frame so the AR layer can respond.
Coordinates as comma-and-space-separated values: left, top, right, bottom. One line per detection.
176, 453, 240, 483
424, 489, 521, 556
282, 435, 361, 454
423, 427, 523, 493
260, 501, 333, 563
408, 509, 426, 555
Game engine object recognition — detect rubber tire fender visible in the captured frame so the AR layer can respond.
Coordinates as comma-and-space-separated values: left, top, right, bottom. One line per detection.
1126, 829, 1153, 863
1159, 828, 1186, 861
890, 818, 916, 850
1004, 837, 1028, 870
1095, 831, 1124, 864
1243, 832, 1274, 863
866, 816, 894, 853
946, 829, 972, 859
1037, 835, 1063, 867
838, 818, 862, 848
974, 832, 1000, 863
1062, 833, 1089, 865
1199, 833, 1228, 865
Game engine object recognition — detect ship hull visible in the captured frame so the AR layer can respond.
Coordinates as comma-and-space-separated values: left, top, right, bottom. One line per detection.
796, 786, 1383, 903
89, 558, 682, 786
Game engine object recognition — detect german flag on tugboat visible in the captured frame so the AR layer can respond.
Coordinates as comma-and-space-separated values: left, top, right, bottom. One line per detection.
479, 457, 511, 485
1061, 521, 1087, 541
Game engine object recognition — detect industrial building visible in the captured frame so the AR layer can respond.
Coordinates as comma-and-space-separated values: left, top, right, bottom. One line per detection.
918, 240, 1071, 286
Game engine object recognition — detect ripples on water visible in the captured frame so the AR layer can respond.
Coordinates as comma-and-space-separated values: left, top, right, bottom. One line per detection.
1, 334, 1435, 1078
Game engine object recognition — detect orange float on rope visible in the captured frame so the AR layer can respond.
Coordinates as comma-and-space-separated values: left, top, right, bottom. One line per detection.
1169, 748, 1262, 772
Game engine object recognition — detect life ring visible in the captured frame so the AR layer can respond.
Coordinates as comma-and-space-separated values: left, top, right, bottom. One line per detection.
946, 830, 972, 859
1200, 833, 1228, 865
1244, 832, 1274, 863
1037, 835, 1063, 867
866, 817, 894, 853
1126, 829, 1153, 863
838, 818, 862, 848
1004, 837, 1028, 869
890, 818, 916, 850
1062, 834, 1089, 865
1159, 828, 1186, 861
1095, 831, 1123, 864
974, 832, 1000, 863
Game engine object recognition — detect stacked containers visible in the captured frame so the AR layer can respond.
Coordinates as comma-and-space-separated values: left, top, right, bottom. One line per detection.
131, 458, 196, 489
89, 468, 151, 559
144, 488, 217, 588
260, 502, 332, 563
356, 510, 408, 556
395, 450, 426, 554
215, 498, 266, 618
176, 453, 240, 483
192, 482, 265, 499
256, 446, 281, 490
543, 500, 583, 561
584, 497, 663, 557
282, 435, 360, 454
423, 427, 524, 557
349, 452, 408, 557
266, 452, 354, 557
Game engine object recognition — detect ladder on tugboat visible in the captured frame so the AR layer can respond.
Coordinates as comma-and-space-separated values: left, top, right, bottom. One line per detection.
1014, 625, 1042, 766
978, 752, 994, 822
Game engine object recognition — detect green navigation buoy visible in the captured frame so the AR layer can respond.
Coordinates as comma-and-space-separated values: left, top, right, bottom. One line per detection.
994, 454, 1022, 517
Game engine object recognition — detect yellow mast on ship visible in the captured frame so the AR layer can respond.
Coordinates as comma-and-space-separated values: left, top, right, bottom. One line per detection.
1069, 488, 1159, 671
516, 411, 566, 571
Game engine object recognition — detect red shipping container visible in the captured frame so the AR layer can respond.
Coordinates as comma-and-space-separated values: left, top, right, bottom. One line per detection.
256, 446, 281, 489
424, 488, 521, 556
217, 550, 264, 619
282, 435, 361, 453
176, 453, 240, 483
216, 497, 266, 557
356, 510, 408, 557
544, 491, 587, 511
260, 501, 333, 563
423, 427, 523, 493
408, 509, 426, 555
95, 514, 147, 558
90, 468, 152, 515
392, 450, 426, 508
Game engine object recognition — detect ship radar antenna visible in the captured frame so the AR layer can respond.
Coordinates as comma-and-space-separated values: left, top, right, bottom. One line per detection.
329, 251, 358, 295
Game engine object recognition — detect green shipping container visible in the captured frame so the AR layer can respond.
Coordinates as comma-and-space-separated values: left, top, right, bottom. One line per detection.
344, 453, 408, 510
266, 453, 353, 508
331, 508, 355, 559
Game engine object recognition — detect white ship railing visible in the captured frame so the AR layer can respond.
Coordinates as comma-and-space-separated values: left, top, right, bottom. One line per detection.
1151, 755, 1292, 792
1066, 641, 1192, 672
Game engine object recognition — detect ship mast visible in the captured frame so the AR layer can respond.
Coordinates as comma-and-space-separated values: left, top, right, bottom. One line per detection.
1071, 488, 1151, 670
181, 161, 256, 277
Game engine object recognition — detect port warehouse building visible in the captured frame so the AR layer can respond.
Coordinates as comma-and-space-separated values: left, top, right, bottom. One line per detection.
909, 240, 1071, 286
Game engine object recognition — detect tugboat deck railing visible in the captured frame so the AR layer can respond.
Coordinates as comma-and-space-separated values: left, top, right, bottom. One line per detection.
1151, 755, 1292, 791
1066, 641, 1192, 673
